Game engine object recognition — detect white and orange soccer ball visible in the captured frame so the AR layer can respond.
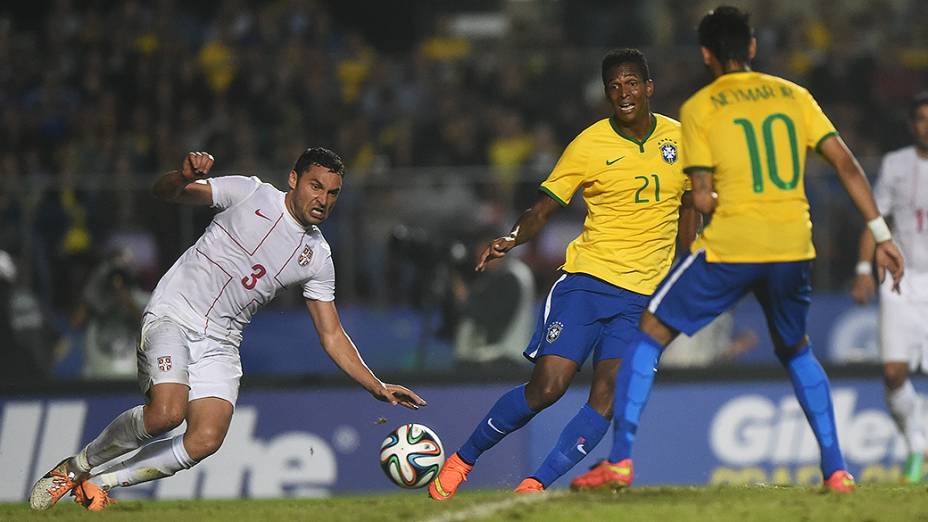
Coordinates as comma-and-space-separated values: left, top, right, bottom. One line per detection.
379, 423, 445, 489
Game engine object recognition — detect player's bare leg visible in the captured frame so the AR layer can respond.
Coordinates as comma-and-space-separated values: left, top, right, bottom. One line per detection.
431, 356, 576, 501
182, 397, 234, 460
522, 357, 616, 491
588, 358, 620, 418
883, 362, 925, 483
570, 330, 677, 490
523, 355, 578, 411
29, 383, 187, 510
85, 396, 232, 497
639, 311, 676, 346
572, 313, 674, 491
570, 358, 635, 491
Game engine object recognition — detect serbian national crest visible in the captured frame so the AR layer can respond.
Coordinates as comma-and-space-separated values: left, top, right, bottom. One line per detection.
157, 356, 172, 372
659, 139, 678, 165
298, 245, 313, 266
546, 321, 564, 343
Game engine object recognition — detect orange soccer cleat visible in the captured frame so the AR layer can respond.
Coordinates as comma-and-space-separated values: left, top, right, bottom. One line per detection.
29, 458, 85, 511
569, 458, 634, 491
823, 470, 856, 493
428, 453, 474, 501
514, 477, 544, 494
72, 480, 118, 511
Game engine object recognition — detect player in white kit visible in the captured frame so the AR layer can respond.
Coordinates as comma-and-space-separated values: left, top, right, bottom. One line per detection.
851, 92, 928, 483
30, 148, 426, 511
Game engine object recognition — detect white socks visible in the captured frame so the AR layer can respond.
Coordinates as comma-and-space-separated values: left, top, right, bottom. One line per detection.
91, 434, 198, 489
75, 405, 151, 473
887, 380, 926, 455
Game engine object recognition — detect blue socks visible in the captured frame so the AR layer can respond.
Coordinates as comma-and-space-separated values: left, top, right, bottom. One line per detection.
609, 333, 661, 463
458, 384, 537, 465
780, 343, 846, 477
533, 403, 609, 487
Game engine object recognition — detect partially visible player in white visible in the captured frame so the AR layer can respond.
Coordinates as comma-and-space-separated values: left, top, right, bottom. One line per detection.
851, 92, 928, 483
30, 148, 426, 511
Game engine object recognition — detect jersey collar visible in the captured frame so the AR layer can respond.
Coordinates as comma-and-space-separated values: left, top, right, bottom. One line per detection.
609, 113, 657, 153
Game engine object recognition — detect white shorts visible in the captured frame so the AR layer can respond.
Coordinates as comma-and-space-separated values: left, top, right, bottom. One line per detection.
880, 272, 928, 372
137, 315, 243, 406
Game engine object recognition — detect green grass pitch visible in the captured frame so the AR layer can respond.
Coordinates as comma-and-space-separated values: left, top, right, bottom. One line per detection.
4, 484, 928, 521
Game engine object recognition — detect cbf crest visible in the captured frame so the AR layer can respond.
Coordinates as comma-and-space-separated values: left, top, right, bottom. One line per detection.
658, 138, 678, 165
298, 245, 313, 266
546, 321, 564, 343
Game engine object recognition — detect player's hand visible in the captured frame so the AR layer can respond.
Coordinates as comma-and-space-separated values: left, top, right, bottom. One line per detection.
181, 151, 214, 181
693, 190, 718, 215
373, 383, 427, 410
874, 240, 904, 293
849, 273, 876, 304
475, 235, 517, 272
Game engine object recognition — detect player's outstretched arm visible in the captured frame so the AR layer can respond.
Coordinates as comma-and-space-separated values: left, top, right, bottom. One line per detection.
152, 152, 215, 205
475, 194, 560, 272
819, 136, 904, 291
818, 137, 881, 220
305, 298, 427, 409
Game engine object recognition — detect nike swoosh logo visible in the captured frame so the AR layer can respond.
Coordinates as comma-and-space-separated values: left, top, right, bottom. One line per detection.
487, 418, 505, 434
576, 444, 587, 455
432, 477, 451, 497
255, 209, 271, 220
607, 464, 631, 476
605, 156, 625, 165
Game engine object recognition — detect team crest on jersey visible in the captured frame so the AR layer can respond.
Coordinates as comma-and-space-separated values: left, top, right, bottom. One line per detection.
157, 356, 172, 372
298, 245, 313, 266
659, 139, 678, 165
546, 321, 564, 343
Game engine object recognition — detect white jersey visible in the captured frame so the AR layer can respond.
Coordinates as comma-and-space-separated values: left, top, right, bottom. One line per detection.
145, 176, 335, 345
874, 146, 928, 275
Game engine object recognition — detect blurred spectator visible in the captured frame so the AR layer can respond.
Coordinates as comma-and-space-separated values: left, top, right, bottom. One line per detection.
452, 254, 535, 368
0, 0, 925, 367
0, 249, 60, 381
67, 249, 150, 380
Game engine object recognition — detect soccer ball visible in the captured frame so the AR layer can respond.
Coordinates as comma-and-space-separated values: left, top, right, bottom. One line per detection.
379, 423, 445, 489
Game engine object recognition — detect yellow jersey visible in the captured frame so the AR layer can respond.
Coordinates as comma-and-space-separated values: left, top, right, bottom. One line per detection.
680, 71, 837, 262
540, 113, 689, 295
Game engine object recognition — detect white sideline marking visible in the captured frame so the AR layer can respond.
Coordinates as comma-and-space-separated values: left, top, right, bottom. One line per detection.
420, 490, 566, 522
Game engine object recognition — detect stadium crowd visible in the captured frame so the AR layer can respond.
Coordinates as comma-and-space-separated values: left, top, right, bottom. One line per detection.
0, 1, 925, 373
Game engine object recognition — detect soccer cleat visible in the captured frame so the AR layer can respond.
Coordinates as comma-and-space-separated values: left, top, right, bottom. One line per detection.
569, 458, 634, 490
428, 452, 473, 501
29, 458, 85, 511
71, 480, 117, 511
823, 470, 856, 493
904, 453, 923, 484
514, 477, 544, 494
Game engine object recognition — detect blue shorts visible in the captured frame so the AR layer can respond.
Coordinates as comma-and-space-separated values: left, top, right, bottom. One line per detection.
648, 250, 812, 347
523, 272, 650, 367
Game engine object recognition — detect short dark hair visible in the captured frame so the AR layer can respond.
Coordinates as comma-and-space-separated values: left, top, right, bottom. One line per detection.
292, 147, 345, 176
698, 6, 754, 66
601, 48, 650, 85
910, 91, 928, 119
